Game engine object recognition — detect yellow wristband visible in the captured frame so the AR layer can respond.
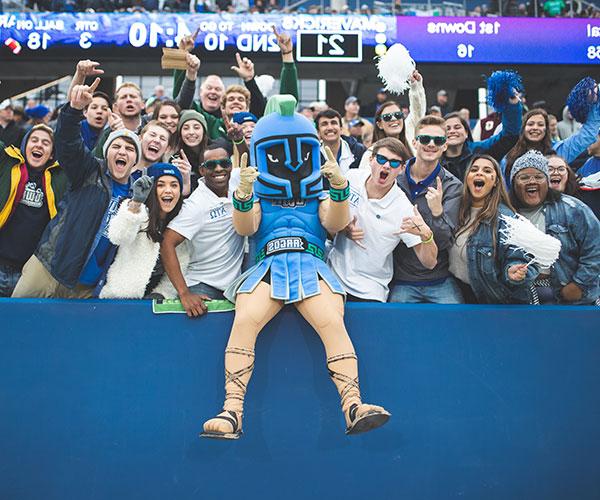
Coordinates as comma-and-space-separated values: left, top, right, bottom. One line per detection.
421, 232, 434, 244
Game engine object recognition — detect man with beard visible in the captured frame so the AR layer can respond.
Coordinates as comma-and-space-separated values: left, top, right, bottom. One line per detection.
0, 125, 68, 296
12, 76, 142, 299
161, 143, 243, 316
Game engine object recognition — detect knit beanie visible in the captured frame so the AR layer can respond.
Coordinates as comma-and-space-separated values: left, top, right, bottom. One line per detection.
510, 150, 549, 183
103, 129, 142, 164
178, 109, 207, 134
147, 162, 183, 189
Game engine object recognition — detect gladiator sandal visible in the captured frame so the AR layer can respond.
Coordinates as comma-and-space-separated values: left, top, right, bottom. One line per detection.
327, 353, 391, 435
201, 347, 255, 440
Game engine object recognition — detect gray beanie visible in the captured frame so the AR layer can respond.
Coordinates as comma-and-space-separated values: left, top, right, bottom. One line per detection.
102, 129, 142, 164
510, 149, 549, 183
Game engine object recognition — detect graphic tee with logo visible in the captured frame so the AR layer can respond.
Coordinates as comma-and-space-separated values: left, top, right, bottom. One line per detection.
79, 180, 130, 286
0, 169, 49, 269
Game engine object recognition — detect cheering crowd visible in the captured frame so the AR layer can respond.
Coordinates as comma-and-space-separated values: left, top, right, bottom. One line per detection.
0, 26, 599, 312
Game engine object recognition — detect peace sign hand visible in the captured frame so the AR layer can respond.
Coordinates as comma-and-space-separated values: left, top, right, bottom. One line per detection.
425, 176, 443, 217
321, 146, 347, 189
70, 77, 101, 110
178, 27, 200, 52
236, 152, 259, 200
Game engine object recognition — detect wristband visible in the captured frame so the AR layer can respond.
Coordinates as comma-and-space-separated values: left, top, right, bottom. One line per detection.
232, 193, 254, 212
281, 50, 293, 55
233, 137, 245, 145
329, 183, 350, 202
421, 232, 434, 244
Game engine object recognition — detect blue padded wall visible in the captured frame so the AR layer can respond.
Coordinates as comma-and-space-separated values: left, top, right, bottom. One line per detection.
0, 299, 599, 500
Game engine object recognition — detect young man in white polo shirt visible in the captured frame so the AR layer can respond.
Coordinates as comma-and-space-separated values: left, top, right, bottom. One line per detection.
161, 142, 243, 317
328, 137, 438, 302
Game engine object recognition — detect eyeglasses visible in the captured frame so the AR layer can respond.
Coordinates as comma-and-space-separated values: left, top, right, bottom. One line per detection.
379, 112, 404, 122
375, 153, 404, 169
548, 166, 567, 174
416, 135, 447, 146
515, 173, 547, 183
202, 159, 232, 170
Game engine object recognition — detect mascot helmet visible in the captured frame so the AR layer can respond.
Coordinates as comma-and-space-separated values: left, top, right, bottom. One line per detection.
251, 95, 322, 200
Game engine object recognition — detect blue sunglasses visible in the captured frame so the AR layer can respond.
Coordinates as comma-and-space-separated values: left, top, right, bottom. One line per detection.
375, 153, 404, 169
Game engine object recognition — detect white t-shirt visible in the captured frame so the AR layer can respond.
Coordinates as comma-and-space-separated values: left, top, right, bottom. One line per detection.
327, 169, 421, 302
168, 170, 244, 291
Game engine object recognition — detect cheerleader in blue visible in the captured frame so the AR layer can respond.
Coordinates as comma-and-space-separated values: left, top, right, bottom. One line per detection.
201, 95, 390, 439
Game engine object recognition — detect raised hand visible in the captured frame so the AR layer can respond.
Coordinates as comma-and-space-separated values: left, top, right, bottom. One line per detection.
425, 177, 443, 217
321, 146, 347, 189
223, 114, 244, 143
272, 25, 292, 56
70, 77, 100, 110
396, 204, 432, 241
344, 215, 366, 249
236, 152, 259, 200
178, 27, 200, 52
230, 52, 255, 82
107, 111, 124, 131
132, 175, 154, 204
185, 52, 201, 81
75, 59, 104, 78
410, 70, 422, 83
171, 149, 192, 181
507, 263, 528, 282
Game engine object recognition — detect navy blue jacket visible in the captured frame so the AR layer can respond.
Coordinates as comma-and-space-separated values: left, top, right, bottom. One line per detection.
35, 104, 124, 288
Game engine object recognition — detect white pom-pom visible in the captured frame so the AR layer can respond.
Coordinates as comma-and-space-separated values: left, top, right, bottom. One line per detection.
499, 214, 561, 268
255, 74, 275, 98
376, 43, 415, 95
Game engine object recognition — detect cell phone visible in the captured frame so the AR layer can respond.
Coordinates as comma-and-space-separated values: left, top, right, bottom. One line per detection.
169, 153, 181, 162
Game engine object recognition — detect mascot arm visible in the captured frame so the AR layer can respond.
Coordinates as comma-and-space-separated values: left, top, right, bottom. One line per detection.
233, 202, 262, 236
319, 194, 350, 234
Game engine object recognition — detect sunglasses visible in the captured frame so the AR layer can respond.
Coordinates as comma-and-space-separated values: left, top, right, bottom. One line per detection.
375, 153, 404, 169
379, 112, 404, 122
416, 135, 447, 146
201, 158, 232, 170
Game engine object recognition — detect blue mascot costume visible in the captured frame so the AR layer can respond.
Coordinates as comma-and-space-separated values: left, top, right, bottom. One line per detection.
201, 95, 390, 439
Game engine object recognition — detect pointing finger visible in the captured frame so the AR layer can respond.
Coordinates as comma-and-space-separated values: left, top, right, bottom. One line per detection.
240, 152, 248, 170
271, 25, 280, 37
192, 26, 201, 41
89, 77, 101, 92
235, 52, 243, 66
324, 145, 336, 163
436, 177, 443, 192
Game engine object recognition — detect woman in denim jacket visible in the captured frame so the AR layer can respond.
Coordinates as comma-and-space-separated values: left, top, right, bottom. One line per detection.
449, 155, 538, 303
509, 150, 600, 305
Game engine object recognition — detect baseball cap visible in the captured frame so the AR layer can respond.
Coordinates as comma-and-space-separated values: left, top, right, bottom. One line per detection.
0, 99, 12, 110
437, 89, 448, 97
345, 96, 359, 106
349, 118, 364, 128
147, 162, 183, 189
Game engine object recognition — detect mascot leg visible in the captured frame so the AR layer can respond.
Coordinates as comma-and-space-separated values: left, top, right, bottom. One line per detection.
201, 282, 283, 439
295, 281, 390, 435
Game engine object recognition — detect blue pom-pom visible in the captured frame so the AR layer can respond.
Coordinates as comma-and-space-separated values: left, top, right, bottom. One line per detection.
567, 77, 597, 123
487, 70, 523, 112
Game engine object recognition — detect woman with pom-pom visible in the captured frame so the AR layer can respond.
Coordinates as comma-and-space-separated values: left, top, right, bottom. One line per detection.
442, 70, 523, 181
448, 154, 538, 304
508, 150, 600, 305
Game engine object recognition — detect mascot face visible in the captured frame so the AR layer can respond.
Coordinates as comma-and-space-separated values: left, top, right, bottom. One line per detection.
251, 111, 322, 200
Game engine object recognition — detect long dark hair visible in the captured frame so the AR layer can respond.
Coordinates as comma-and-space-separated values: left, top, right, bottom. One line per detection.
143, 179, 183, 243
176, 120, 209, 174
504, 109, 553, 180
456, 154, 515, 253
372, 100, 409, 151
152, 100, 181, 151
546, 153, 580, 198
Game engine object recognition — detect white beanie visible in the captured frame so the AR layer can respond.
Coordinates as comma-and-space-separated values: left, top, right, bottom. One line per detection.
510, 150, 549, 183
102, 129, 142, 164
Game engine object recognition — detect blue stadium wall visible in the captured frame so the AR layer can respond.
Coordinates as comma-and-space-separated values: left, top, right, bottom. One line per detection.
1, 299, 599, 500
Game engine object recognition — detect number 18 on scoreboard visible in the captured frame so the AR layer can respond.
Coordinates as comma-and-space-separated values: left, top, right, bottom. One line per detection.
296, 31, 363, 62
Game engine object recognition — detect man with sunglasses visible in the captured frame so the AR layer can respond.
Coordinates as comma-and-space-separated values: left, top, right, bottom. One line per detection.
390, 115, 464, 304
161, 142, 244, 316
328, 137, 438, 302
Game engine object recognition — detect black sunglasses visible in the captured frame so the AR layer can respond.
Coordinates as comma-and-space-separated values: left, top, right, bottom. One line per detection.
375, 153, 404, 169
379, 111, 404, 122
416, 135, 446, 146
201, 158, 232, 170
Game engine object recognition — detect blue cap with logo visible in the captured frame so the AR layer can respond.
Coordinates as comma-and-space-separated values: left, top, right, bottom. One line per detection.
147, 162, 183, 189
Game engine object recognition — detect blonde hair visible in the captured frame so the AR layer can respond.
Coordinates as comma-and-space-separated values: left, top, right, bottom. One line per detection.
115, 82, 143, 100
221, 85, 250, 108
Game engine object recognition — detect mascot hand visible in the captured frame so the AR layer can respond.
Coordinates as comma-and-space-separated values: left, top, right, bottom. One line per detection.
322, 146, 347, 189
236, 152, 259, 199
